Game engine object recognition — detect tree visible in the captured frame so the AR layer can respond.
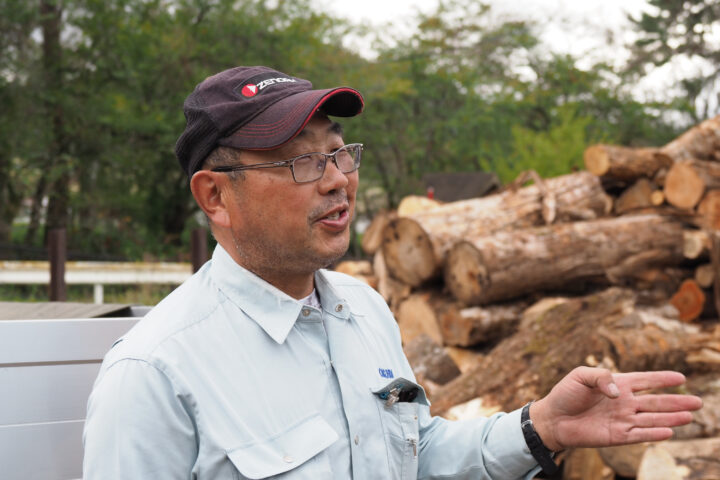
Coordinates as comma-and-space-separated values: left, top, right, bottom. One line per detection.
627, 0, 720, 120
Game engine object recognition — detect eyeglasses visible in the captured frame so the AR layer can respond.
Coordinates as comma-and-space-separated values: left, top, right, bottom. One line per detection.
211, 143, 363, 184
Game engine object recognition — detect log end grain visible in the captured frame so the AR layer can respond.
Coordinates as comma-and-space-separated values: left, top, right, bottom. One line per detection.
444, 241, 488, 306
665, 162, 705, 209
670, 279, 706, 322
698, 190, 720, 230
584, 144, 611, 176
381, 217, 436, 287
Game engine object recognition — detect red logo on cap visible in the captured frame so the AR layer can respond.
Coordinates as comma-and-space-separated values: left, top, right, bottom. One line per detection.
241, 84, 258, 97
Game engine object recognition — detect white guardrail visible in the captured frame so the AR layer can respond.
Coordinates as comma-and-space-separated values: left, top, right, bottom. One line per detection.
0, 261, 193, 304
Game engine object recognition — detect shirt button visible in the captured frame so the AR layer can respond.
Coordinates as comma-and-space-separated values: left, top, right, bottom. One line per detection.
335, 304, 343, 312
283, 455, 294, 463
354, 435, 360, 445
301, 308, 310, 317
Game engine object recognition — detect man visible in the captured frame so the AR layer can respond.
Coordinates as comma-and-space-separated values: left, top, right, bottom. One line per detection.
83, 66, 702, 479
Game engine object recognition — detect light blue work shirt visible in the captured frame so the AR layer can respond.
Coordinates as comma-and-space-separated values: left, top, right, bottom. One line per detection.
83, 244, 541, 479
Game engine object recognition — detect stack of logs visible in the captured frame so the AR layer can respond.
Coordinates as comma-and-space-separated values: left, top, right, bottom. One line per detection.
335, 115, 720, 479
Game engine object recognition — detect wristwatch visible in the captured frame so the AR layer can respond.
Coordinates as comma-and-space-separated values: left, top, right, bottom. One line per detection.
521, 402, 559, 475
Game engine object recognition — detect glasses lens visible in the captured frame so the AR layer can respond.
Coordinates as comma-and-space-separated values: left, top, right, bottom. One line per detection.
335, 145, 360, 173
292, 154, 326, 183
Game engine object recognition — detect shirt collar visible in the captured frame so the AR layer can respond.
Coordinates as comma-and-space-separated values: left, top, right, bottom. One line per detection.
210, 244, 302, 344
209, 244, 351, 344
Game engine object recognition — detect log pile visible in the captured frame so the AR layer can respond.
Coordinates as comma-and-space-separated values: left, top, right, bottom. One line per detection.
335, 115, 720, 479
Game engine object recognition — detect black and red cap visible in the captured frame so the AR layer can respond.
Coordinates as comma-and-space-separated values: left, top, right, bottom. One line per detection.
175, 66, 364, 177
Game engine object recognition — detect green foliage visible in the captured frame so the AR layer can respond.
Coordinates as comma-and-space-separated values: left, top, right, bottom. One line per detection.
627, 0, 720, 120
0, 0, 698, 261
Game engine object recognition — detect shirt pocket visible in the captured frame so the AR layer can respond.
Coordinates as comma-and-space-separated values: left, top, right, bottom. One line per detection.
226, 413, 338, 479
372, 378, 429, 480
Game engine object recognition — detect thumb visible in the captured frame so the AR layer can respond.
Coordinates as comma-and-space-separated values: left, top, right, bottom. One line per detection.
577, 366, 620, 399
595, 369, 620, 398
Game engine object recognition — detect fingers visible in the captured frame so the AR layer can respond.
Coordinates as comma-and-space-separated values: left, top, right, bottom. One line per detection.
616, 371, 687, 392
573, 366, 620, 398
635, 393, 703, 413
624, 427, 675, 444
632, 411, 694, 429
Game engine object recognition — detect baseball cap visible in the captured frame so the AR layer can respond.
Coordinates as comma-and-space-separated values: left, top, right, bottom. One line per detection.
175, 66, 364, 177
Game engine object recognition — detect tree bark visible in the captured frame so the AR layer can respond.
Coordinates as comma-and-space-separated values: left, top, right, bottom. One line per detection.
381, 171, 611, 286
660, 114, 720, 163
403, 334, 461, 386
436, 300, 529, 347
637, 439, 720, 480
665, 159, 720, 209
444, 214, 685, 306
429, 288, 720, 415
40, 0, 70, 236
583, 144, 673, 181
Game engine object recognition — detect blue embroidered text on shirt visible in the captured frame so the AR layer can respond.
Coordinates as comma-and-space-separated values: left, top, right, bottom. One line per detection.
378, 368, 394, 379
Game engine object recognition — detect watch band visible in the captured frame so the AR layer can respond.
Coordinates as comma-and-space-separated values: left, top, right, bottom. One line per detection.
521, 402, 559, 475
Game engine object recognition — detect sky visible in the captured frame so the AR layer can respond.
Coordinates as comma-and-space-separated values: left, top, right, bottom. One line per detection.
315, 0, 717, 111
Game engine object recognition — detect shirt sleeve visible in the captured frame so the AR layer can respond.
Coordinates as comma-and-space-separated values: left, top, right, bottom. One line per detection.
83, 359, 198, 479
416, 407, 543, 479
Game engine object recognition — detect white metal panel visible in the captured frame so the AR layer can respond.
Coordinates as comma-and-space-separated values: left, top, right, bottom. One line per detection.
0, 363, 101, 425
0, 260, 191, 284
0, 317, 139, 363
0, 420, 84, 480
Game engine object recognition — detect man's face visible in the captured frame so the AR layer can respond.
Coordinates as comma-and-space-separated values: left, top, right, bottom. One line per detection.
223, 114, 358, 278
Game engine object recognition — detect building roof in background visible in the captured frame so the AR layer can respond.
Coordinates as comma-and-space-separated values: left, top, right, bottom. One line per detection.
423, 172, 500, 202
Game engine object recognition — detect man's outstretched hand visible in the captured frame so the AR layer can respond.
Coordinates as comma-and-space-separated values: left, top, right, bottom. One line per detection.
530, 367, 703, 452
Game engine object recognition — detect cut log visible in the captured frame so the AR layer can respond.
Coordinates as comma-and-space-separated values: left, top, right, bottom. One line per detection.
444, 347, 484, 373
583, 144, 673, 180
395, 293, 444, 346
334, 260, 373, 276
429, 287, 720, 415
403, 334, 462, 386
674, 375, 720, 440
598, 443, 649, 478
670, 279, 706, 323
665, 159, 720, 209
651, 189, 666, 206
684, 229, 711, 260
698, 190, 720, 230
436, 300, 528, 347
614, 177, 658, 214
397, 195, 442, 216
373, 250, 411, 309
711, 231, 720, 318
660, 114, 720, 163
695, 264, 714, 289
380, 171, 611, 286
334, 260, 378, 289
444, 214, 685, 306
361, 209, 396, 256
563, 448, 614, 480
637, 438, 720, 480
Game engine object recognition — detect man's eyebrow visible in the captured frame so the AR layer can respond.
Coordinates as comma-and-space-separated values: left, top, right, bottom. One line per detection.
329, 121, 344, 136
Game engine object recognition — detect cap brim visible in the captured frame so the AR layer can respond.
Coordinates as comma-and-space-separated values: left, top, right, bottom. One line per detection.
218, 87, 364, 151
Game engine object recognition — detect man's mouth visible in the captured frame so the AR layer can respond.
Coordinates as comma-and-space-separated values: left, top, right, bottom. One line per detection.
323, 211, 342, 221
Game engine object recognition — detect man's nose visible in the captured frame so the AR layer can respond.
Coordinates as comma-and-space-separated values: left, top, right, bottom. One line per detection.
318, 157, 349, 193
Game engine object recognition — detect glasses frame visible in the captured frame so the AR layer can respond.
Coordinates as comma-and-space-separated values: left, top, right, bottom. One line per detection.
211, 143, 363, 184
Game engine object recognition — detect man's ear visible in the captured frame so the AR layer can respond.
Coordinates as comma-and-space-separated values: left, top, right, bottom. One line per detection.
190, 170, 232, 229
